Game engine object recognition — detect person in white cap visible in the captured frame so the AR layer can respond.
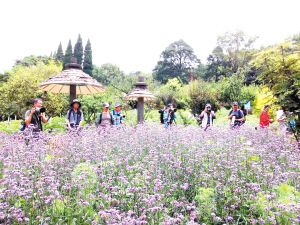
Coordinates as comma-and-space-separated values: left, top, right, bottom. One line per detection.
199, 103, 216, 130
96, 103, 113, 128
111, 103, 125, 126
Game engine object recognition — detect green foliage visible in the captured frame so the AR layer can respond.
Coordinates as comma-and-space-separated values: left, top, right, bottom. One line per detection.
195, 187, 216, 222
0, 120, 21, 134
252, 86, 280, 119
188, 80, 220, 115
0, 60, 63, 117
153, 40, 200, 84
175, 110, 198, 125
92, 63, 125, 86
205, 46, 231, 82
44, 117, 67, 133
217, 30, 257, 74
275, 183, 299, 204
205, 31, 258, 84
15, 55, 56, 67
63, 40, 73, 68
155, 78, 189, 109
74, 34, 83, 66
83, 39, 93, 75
217, 74, 244, 106
252, 40, 300, 110
80, 86, 125, 122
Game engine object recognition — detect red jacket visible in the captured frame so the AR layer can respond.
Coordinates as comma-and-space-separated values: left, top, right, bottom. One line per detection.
259, 111, 271, 128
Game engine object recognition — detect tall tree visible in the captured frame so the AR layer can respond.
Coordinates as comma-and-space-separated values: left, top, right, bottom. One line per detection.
205, 46, 231, 82
83, 39, 93, 75
56, 42, 64, 62
63, 40, 73, 68
74, 34, 83, 66
153, 40, 200, 84
92, 63, 125, 86
216, 30, 257, 74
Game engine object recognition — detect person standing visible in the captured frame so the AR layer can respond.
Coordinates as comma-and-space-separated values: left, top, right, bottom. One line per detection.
259, 105, 273, 128
96, 103, 113, 128
162, 104, 176, 128
66, 99, 84, 131
228, 102, 245, 128
199, 104, 216, 130
24, 98, 48, 132
111, 103, 125, 126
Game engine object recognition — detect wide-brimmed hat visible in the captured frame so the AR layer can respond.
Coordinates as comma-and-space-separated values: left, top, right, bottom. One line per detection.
71, 99, 81, 108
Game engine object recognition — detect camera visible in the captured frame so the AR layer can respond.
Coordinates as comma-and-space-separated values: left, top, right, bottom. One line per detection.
35, 107, 46, 114
169, 108, 177, 113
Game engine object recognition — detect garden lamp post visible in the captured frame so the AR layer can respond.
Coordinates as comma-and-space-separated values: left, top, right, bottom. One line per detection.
124, 76, 156, 124
39, 58, 104, 103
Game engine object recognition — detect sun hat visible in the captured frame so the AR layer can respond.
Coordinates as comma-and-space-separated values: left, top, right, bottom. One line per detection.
70, 99, 81, 108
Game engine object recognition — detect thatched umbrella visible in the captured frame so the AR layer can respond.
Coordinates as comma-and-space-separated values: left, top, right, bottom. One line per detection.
124, 76, 156, 123
39, 60, 104, 102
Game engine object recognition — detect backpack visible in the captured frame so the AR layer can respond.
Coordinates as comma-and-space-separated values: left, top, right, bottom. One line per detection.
158, 110, 164, 124
229, 109, 243, 118
67, 109, 82, 125
20, 120, 26, 131
97, 112, 114, 126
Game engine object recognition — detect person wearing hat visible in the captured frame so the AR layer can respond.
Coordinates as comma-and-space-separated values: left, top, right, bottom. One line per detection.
66, 99, 84, 131
96, 103, 114, 128
228, 102, 245, 128
199, 103, 216, 130
111, 103, 125, 126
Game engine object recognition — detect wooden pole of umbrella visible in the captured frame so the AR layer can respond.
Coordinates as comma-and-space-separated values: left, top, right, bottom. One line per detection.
124, 76, 156, 124
39, 58, 105, 103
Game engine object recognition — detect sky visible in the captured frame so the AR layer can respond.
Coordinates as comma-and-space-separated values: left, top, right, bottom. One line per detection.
0, 0, 299, 74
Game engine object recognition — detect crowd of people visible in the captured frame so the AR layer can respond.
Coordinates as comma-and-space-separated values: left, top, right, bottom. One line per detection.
22, 98, 296, 135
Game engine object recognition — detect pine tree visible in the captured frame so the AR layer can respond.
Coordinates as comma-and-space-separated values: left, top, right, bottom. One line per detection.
63, 40, 73, 68
83, 39, 93, 75
55, 42, 64, 62
74, 34, 83, 66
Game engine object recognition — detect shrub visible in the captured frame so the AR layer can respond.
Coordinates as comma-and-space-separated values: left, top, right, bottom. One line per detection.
188, 80, 220, 115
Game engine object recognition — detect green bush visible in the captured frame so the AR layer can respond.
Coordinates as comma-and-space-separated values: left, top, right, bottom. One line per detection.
0, 120, 21, 133
188, 80, 221, 115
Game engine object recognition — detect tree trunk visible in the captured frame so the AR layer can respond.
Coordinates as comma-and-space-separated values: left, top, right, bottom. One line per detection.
70, 85, 76, 103
137, 97, 144, 124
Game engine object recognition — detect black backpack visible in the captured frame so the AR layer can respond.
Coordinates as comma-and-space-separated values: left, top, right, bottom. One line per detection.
158, 109, 164, 124
67, 109, 82, 125
20, 120, 26, 131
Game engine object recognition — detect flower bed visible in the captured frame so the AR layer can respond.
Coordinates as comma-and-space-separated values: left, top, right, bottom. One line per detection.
0, 125, 299, 224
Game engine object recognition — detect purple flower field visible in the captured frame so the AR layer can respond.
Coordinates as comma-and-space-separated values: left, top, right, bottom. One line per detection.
0, 125, 299, 224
